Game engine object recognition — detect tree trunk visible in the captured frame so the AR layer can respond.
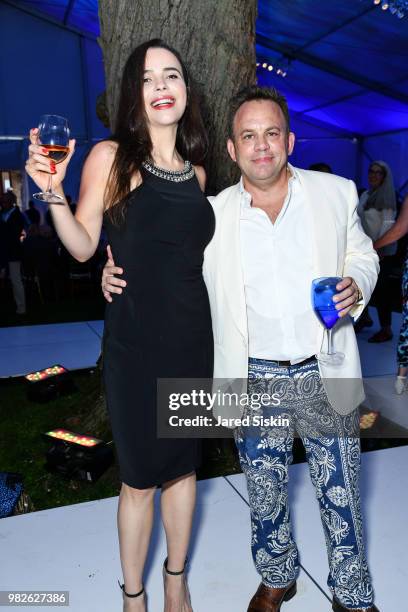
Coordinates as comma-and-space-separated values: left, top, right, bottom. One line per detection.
98, 0, 257, 193
87, 0, 256, 434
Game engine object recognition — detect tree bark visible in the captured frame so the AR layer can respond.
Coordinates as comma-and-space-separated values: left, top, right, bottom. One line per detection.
98, 0, 257, 193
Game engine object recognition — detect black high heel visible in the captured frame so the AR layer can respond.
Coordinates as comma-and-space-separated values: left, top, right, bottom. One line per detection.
163, 558, 192, 610
163, 557, 187, 576
118, 579, 144, 598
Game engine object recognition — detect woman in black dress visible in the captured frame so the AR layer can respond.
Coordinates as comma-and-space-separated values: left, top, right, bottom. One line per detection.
26, 39, 214, 612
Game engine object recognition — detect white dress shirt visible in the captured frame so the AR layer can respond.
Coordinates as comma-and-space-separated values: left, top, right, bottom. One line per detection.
240, 165, 318, 363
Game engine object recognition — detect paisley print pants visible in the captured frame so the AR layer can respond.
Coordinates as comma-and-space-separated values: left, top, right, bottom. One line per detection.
234, 357, 374, 609
397, 256, 408, 367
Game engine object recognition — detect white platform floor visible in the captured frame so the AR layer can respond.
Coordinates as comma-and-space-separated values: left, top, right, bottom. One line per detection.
0, 320, 103, 378
0, 447, 406, 611
0, 309, 402, 379
0, 308, 407, 611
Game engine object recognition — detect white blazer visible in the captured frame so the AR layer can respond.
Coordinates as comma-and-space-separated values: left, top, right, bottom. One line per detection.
203, 168, 379, 420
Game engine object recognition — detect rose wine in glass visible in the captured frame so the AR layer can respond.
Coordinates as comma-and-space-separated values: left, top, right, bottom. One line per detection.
33, 115, 69, 203
312, 277, 345, 365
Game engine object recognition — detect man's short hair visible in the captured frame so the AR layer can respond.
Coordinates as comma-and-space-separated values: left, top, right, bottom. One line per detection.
228, 85, 290, 139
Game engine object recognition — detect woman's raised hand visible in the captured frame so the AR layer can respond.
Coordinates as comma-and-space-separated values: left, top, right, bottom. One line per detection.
25, 128, 76, 194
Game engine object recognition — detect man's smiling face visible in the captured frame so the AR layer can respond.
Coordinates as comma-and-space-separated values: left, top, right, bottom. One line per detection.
227, 99, 295, 185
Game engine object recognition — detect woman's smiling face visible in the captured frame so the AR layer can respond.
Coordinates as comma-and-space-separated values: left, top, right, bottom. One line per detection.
143, 47, 187, 129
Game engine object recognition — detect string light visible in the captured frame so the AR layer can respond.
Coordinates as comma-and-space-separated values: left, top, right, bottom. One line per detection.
257, 58, 289, 78
373, 0, 408, 18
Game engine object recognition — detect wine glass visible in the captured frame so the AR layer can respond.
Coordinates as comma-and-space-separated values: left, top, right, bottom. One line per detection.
312, 277, 345, 366
33, 115, 70, 203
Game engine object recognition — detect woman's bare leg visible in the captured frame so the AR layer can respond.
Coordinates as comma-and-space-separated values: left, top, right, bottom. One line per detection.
117, 482, 156, 611
161, 472, 196, 612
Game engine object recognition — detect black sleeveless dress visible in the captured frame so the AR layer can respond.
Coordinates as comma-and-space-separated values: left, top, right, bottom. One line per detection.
102, 161, 215, 489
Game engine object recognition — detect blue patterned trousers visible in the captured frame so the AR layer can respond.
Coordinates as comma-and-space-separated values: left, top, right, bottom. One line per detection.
397, 255, 408, 367
234, 357, 374, 610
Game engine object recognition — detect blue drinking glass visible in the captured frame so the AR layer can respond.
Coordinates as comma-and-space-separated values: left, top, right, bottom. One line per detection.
312, 276, 345, 365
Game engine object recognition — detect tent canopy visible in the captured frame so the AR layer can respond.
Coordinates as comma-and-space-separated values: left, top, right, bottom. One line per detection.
257, 0, 408, 139
3, 0, 408, 193
10, 0, 408, 138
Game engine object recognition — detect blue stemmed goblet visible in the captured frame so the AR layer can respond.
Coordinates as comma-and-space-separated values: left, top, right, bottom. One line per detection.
312, 277, 345, 366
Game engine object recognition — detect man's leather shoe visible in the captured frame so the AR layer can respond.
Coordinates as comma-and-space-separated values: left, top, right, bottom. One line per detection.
332, 596, 380, 611
247, 581, 296, 612
367, 329, 393, 343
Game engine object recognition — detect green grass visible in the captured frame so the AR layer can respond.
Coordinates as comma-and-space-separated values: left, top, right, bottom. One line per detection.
0, 369, 121, 512
0, 369, 243, 512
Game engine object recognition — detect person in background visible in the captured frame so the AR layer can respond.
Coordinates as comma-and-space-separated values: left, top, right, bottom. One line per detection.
308, 162, 333, 173
25, 200, 41, 226
0, 191, 27, 316
22, 223, 58, 302
356, 161, 397, 342
374, 194, 408, 394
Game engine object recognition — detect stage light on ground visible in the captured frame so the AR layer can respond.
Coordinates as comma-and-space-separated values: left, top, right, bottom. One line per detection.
360, 411, 380, 430
43, 429, 114, 482
26, 365, 67, 382
44, 429, 102, 447
25, 364, 76, 402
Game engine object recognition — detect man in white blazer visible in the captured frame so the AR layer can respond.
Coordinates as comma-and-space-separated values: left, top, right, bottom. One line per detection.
101, 86, 379, 612
203, 86, 379, 612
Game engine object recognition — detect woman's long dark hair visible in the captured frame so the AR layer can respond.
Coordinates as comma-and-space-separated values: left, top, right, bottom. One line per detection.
105, 39, 208, 224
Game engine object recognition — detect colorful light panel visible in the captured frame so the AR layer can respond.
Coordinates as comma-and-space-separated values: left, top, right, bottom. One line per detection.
360, 411, 379, 430
26, 365, 67, 382
45, 429, 102, 447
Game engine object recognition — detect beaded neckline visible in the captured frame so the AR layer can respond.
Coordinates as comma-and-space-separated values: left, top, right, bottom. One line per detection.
141, 160, 194, 182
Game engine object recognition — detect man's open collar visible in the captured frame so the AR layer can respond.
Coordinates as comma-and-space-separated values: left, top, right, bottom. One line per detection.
239, 163, 298, 208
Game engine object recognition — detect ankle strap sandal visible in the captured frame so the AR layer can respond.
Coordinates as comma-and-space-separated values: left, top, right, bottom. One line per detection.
163, 557, 188, 575
118, 580, 144, 598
